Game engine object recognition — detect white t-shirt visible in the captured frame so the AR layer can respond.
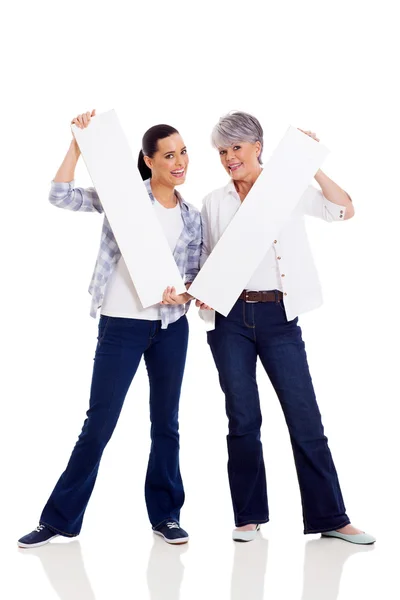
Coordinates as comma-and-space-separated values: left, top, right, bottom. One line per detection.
101, 200, 184, 320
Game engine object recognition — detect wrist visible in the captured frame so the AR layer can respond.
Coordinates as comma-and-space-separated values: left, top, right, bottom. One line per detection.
314, 168, 323, 181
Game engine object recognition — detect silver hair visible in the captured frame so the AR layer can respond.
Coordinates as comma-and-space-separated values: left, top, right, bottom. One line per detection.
211, 111, 264, 164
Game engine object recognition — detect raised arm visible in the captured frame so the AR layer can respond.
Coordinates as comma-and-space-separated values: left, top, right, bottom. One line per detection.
297, 129, 354, 222
314, 169, 354, 220
50, 110, 103, 214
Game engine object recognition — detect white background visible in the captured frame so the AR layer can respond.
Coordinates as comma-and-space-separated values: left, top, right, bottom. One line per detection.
1, 1, 399, 598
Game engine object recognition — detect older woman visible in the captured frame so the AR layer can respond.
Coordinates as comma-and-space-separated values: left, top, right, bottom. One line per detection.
197, 111, 375, 545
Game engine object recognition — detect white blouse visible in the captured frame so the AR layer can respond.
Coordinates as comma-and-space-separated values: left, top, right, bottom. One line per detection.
200, 180, 348, 329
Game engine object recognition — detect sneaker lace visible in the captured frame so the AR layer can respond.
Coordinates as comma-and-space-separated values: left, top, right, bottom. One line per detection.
35, 525, 45, 532
166, 522, 179, 529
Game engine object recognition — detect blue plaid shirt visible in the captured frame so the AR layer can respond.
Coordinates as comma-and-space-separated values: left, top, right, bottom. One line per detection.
49, 178, 202, 328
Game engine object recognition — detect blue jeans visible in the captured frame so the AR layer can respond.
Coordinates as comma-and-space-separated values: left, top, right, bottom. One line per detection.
40, 315, 189, 536
207, 296, 350, 533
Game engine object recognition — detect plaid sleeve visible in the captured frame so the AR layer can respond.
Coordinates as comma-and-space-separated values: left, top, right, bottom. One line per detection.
184, 211, 202, 284
49, 180, 103, 214
200, 198, 212, 268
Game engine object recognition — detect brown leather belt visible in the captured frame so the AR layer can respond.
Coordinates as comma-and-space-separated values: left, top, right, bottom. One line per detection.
239, 290, 284, 302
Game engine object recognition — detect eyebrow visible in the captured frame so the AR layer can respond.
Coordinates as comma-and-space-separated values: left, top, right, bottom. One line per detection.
163, 146, 187, 156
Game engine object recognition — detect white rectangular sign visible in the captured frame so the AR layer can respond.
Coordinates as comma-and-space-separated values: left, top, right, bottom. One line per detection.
189, 126, 329, 316
72, 110, 186, 308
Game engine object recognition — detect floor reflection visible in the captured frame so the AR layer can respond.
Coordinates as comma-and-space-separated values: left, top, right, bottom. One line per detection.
301, 537, 375, 600
231, 536, 269, 600
18, 541, 95, 600
16, 530, 375, 600
146, 537, 188, 600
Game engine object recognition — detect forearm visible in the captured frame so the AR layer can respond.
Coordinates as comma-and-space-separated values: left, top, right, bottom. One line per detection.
314, 169, 352, 207
54, 139, 81, 183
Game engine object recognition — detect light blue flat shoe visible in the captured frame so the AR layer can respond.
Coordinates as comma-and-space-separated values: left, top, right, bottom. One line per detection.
321, 530, 376, 545
232, 524, 260, 542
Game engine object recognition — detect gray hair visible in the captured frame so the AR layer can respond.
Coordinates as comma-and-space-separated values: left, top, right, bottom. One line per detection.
211, 111, 264, 164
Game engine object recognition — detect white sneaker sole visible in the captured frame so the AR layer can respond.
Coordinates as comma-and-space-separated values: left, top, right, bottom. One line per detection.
153, 531, 189, 545
18, 534, 60, 548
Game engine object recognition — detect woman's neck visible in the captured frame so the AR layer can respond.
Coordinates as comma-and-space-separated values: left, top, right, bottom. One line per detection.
150, 178, 177, 208
234, 167, 262, 201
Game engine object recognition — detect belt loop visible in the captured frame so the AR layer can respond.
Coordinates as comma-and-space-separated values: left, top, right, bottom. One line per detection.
274, 289, 279, 304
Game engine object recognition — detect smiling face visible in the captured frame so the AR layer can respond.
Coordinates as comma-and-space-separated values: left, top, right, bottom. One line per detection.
218, 140, 261, 180
144, 133, 189, 186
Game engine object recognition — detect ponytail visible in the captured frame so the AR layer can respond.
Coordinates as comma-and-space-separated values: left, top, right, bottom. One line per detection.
137, 150, 152, 181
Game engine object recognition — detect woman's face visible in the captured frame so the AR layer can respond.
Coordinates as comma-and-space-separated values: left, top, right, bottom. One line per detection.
218, 141, 261, 180
145, 133, 189, 186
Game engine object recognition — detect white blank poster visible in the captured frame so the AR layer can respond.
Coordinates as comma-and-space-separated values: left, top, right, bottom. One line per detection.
72, 110, 186, 308
189, 126, 329, 316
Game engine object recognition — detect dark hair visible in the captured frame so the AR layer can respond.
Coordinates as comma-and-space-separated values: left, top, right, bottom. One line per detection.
137, 124, 179, 180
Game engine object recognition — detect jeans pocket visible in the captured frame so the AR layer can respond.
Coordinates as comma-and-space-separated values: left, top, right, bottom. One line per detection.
97, 315, 111, 344
279, 302, 299, 326
278, 300, 290, 322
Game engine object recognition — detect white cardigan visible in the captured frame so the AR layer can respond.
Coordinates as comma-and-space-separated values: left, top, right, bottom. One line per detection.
199, 180, 348, 330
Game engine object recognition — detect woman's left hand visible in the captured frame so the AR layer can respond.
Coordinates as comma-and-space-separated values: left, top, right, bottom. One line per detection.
298, 129, 320, 142
161, 286, 191, 305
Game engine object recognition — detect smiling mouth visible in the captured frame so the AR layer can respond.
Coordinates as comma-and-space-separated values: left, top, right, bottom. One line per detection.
171, 169, 185, 178
228, 163, 242, 172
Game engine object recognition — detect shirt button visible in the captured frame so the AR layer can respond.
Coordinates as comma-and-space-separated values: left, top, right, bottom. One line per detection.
281, 274, 285, 277
274, 240, 277, 244
277, 256, 281, 260
284, 292, 287, 296
340, 215, 343, 218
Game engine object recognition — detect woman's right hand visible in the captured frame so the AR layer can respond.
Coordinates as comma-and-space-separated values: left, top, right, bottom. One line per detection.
54, 109, 96, 181
71, 109, 96, 130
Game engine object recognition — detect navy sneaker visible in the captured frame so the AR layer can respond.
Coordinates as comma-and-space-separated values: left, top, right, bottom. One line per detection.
18, 525, 60, 548
153, 521, 189, 544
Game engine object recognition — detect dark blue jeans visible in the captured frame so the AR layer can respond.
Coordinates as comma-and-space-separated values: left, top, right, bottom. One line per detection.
207, 296, 350, 533
40, 315, 189, 536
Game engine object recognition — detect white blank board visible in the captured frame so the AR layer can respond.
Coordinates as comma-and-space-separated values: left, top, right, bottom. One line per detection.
72, 110, 186, 308
189, 126, 329, 316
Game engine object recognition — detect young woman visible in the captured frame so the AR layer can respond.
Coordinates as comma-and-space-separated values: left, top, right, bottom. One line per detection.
18, 110, 201, 548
